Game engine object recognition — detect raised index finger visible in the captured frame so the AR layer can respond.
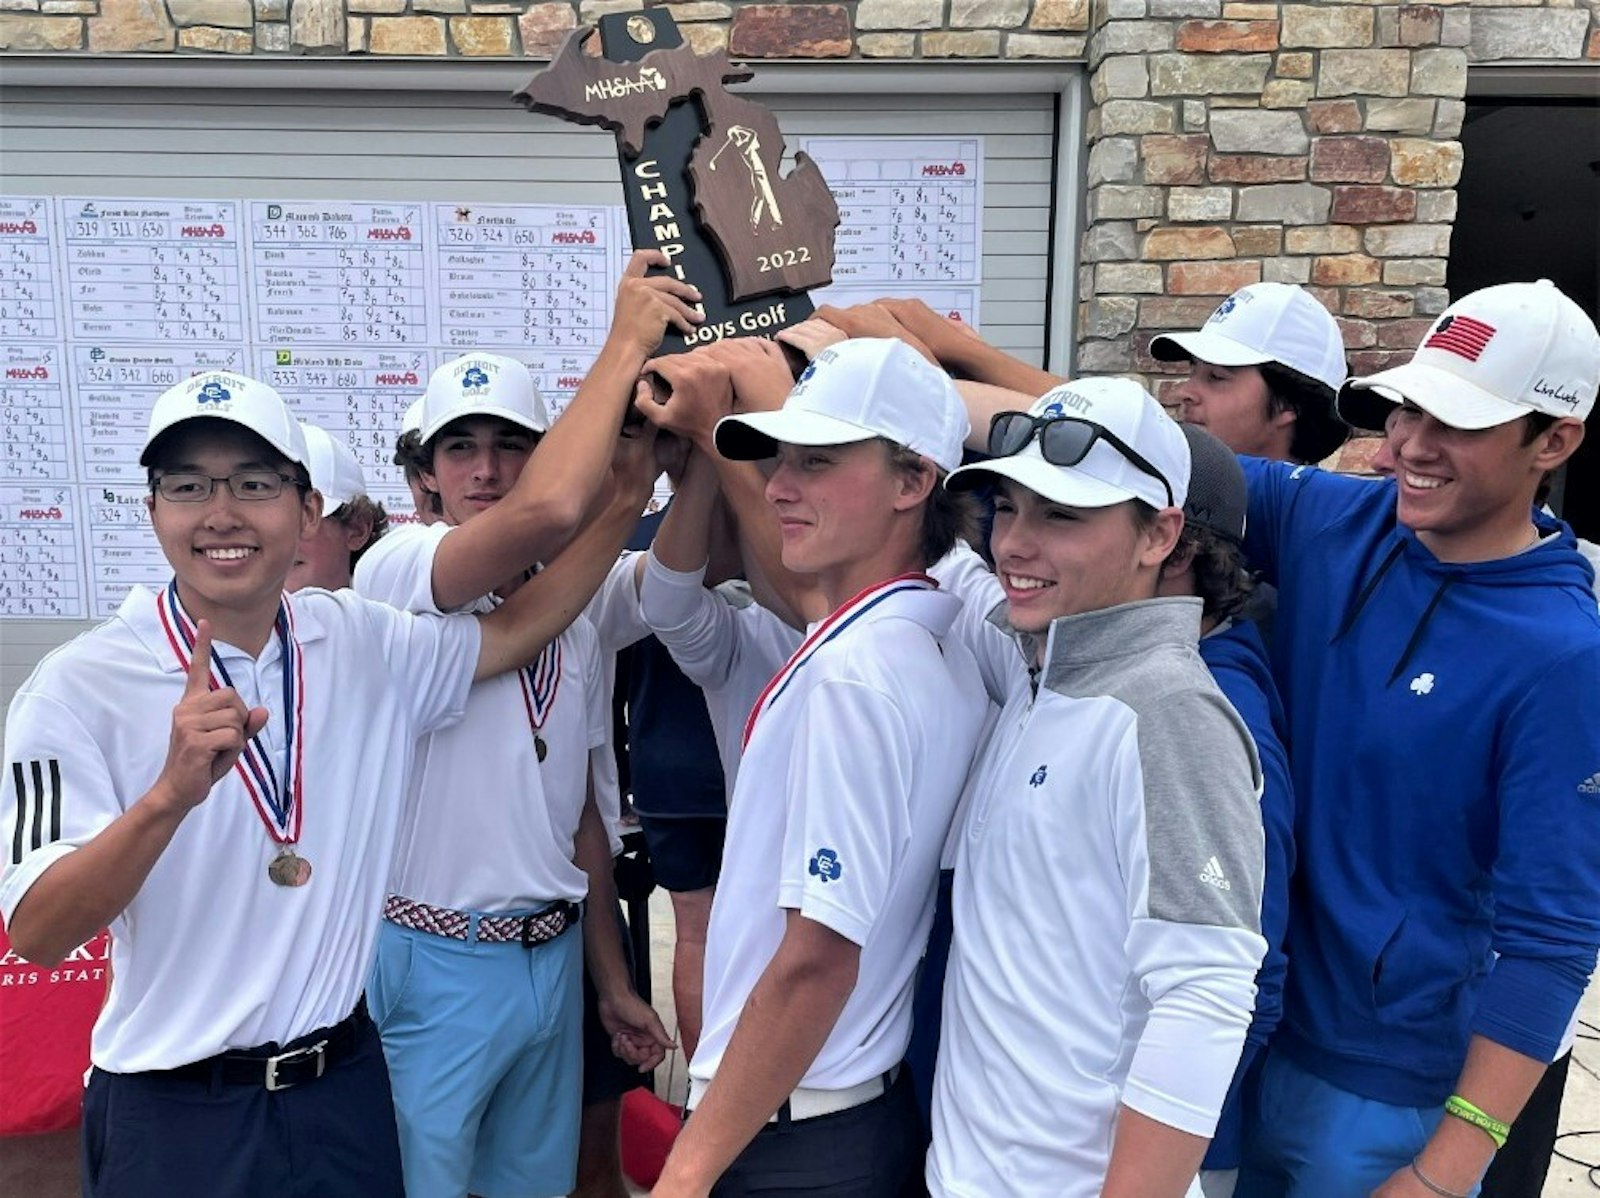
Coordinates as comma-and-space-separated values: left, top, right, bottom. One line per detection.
185, 619, 215, 697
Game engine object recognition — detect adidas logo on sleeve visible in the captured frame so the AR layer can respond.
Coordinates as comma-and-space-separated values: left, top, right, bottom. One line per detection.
9, 759, 62, 865
1199, 856, 1232, 891
1579, 772, 1600, 796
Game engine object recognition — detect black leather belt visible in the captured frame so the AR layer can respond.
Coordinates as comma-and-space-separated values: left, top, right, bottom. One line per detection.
157, 1000, 369, 1091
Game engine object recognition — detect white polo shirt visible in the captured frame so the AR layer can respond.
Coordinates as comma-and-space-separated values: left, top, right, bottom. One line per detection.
928, 541, 1015, 707
0, 585, 478, 1074
354, 522, 606, 911
689, 578, 988, 1092
636, 551, 800, 796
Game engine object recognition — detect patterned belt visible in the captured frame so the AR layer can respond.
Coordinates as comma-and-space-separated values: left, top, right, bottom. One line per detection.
382, 893, 582, 947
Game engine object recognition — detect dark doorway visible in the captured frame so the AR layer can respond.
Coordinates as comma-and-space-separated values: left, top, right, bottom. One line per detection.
1450, 98, 1600, 536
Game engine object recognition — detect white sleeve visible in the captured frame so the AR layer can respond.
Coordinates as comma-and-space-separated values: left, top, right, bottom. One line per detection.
638, 551, 746, 692
584, 551, 652, 656
776, 679, 912, 947
353, 522, 460, 615
0, 687, 119, 927
929, 543, 1020, 707
1114, 690, 1267, 1137
355, 594, 481, 738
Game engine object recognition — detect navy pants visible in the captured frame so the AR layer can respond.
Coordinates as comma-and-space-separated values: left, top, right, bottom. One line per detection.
81, 1012, 403, 1198
710, 1069, 922, 1198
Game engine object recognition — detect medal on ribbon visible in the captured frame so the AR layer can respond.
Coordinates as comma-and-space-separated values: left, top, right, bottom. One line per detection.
742, 572, 936, 751
156, 582, 311, 888
517, 638, 563, 764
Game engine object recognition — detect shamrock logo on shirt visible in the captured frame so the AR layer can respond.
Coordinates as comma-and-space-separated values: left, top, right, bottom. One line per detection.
808, 848, 843, 884
1029, 765, 1048, 788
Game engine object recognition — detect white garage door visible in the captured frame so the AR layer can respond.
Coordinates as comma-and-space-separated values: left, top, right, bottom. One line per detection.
0, 74, 1073, 717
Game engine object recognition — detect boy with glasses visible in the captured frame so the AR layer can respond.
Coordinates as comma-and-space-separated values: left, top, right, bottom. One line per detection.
0, 370, 648, 1198
928, 379, 1266, 1198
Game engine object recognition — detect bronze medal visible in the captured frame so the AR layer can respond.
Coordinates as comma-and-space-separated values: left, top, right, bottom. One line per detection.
516, 641, 560, 766
268, 849, 312, 888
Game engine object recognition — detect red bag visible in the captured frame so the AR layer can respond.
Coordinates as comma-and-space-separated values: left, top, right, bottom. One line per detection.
0, 929, 109, 1136
620, 1086, 683, 1189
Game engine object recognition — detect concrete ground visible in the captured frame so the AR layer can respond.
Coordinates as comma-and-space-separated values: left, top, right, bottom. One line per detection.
4, 888, 1599, 1196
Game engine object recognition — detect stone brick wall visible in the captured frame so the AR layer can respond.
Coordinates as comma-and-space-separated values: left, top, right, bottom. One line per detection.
0, 0, 1095, 57
1, 0, 1595, 380
1078, 0, 1599, 397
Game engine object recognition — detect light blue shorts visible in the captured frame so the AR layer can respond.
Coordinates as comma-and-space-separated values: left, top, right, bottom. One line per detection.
368, 915, 583, 1198
1236, 1052, 1480, 1198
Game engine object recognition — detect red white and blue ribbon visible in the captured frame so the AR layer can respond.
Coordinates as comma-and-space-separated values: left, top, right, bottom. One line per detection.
156, 581, 305, 846
517, 639, 562, 740
741, 572, 936, 751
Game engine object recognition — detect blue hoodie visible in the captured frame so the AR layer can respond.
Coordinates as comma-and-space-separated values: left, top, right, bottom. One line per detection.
1242, 458, 1600, 1107
1199, 616, 1294, 1167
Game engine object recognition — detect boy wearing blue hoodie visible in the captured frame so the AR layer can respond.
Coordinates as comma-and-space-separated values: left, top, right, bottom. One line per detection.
1235, 280, 1600, 1198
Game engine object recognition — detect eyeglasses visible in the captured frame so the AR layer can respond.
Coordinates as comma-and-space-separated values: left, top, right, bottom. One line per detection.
150, 471, 301, 503
987, 411, 1174, 507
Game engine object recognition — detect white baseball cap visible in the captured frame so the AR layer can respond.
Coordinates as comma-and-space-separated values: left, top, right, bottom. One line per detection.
1338, 279, 1600, 432
300, 423, 367, 514
1150, 282, 1347, 392
418, 353, 549, 445
401, 398, 424, 437
947, 378, 1190, 512
141, 371, 308, 468
714, 338, 969, 473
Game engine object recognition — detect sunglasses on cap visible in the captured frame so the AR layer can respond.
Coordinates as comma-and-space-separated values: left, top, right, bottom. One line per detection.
987, 411, 1175, 507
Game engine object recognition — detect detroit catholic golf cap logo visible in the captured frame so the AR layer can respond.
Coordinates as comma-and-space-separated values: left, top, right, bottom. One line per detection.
808, 847, 843, 884
461, 364, 492, 394
196, 378, 232, 407
1208, 290, 1250, 325
1035, 385, 1094, 419
793, 351, 831, 394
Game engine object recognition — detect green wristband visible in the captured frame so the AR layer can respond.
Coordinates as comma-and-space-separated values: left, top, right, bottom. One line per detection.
1444, 1094, 1510, 1150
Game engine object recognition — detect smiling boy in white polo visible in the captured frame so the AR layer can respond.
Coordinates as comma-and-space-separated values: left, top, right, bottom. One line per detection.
353, 333, 680, 1198
0, 370, 640, 1198
648, 339, 988, 1198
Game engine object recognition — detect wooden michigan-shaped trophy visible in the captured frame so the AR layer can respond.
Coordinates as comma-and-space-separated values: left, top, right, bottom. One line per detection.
517, 10, 840, 357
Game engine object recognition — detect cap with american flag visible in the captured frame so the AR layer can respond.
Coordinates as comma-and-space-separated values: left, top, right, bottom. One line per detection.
1334, 280, 1600, 432
1423, 314, 1496, 363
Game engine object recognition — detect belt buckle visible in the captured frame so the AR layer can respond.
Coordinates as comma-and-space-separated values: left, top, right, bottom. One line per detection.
265, 1039, 328, 1091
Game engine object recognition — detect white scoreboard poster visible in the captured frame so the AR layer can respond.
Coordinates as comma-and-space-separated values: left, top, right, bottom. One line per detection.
0, 139, 984, 619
